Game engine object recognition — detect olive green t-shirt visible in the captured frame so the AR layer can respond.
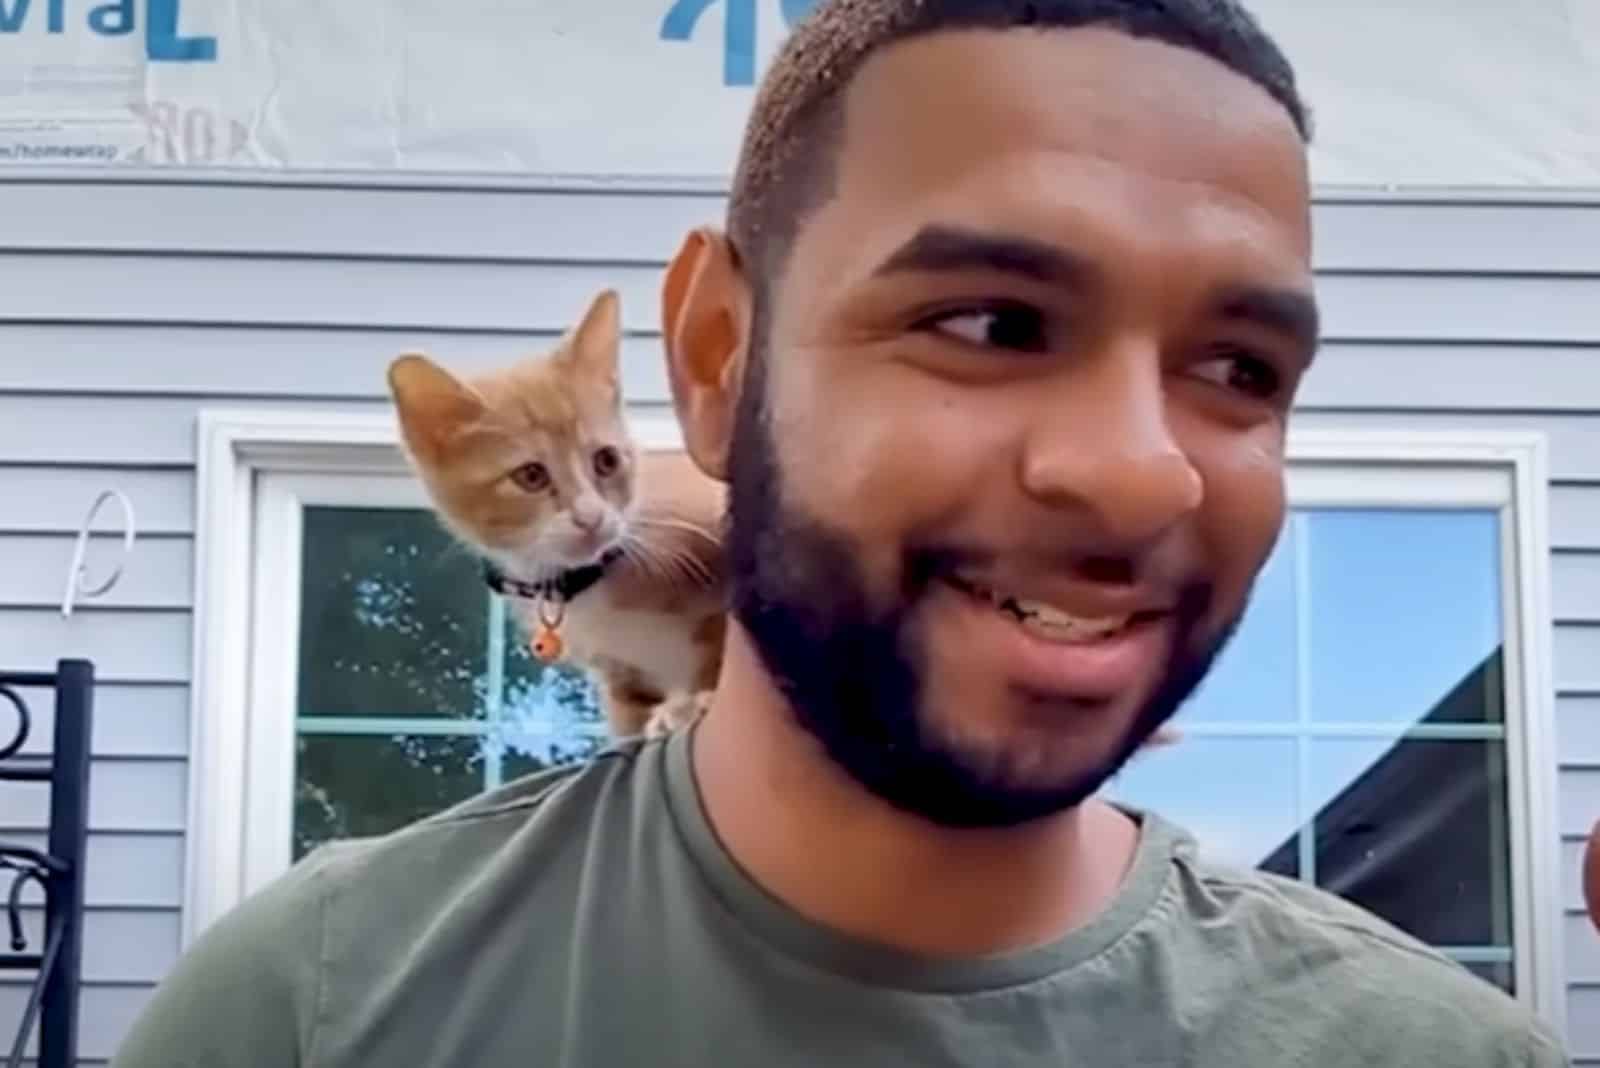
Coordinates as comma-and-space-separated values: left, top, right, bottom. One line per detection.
112, 729, 1568, 1066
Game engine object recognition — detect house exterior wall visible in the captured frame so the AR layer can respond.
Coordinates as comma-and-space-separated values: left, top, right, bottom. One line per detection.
0, 178, 1596, 1062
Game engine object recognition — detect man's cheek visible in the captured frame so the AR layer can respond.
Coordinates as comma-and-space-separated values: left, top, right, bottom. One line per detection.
786, 418, 953, 537
1202, 440, 1286, 557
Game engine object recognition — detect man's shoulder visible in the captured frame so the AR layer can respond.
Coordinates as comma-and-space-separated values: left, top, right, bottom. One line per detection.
1167, 840, 1566, 1062
113, 740, 656, 1067
304, 737, 651, 911
1181, 846, 1461, 967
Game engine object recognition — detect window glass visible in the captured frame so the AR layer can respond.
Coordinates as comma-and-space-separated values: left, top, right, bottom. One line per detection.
1305, 509, 1503, 725
292, 506, 603, 858
293, 733, 484, 860
1179, 525, 1299, 724
298, 507, 488, 721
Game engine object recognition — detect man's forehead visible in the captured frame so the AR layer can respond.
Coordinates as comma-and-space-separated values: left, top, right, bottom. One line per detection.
826, 25, 1310, 247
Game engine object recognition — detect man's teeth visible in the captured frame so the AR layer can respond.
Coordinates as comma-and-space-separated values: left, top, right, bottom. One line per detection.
957, 579, 1131, 640
1009, 598, 1128, 635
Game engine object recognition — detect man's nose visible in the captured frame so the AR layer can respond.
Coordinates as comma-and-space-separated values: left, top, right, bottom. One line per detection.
1017, 348, 1203, 546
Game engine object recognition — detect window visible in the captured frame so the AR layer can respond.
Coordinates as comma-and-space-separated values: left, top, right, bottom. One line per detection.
185, 413, 1564, 1034
260, 476, 608, 864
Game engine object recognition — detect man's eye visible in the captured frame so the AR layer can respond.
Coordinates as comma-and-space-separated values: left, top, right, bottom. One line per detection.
1191, 350, 1283, 400
923, 306, 1048, 352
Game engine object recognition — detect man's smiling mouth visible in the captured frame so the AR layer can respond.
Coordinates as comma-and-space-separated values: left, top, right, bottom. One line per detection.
941, 572, 1162, 644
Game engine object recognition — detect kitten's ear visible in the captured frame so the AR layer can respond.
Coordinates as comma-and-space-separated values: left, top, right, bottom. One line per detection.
563, 288, 622, 397
387, 353, 488, 462
661, 226, 749, 482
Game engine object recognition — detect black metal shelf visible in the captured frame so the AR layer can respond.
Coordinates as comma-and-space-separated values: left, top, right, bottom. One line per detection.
1, 660, 93, 1068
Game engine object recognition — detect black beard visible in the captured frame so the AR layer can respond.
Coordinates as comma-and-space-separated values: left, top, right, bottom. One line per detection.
723, 339, 1240, 829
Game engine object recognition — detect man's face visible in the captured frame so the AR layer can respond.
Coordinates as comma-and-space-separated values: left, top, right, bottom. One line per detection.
724, 27, 1317, 827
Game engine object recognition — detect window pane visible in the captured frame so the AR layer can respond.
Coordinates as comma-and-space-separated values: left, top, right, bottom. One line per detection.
1310, 737, 1513, 947
294, 733, 486, 859
298, 507, 489, 720
1462, 960, 1516, 996
1306, 509, 1503, 724
1107, 738, 1300, 878
1174, 524, 1299, 724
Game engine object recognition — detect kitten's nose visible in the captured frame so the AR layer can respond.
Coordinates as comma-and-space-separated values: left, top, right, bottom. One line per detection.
570, 500, 605, 533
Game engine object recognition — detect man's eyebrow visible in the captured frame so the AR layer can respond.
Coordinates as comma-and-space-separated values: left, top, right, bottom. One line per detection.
871, 225, 1098, 286
1212, 284, 1321, 354
872, 225, 1320, 351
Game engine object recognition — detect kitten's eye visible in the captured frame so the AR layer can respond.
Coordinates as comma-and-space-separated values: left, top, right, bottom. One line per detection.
509, 462, 551, 492
592, 446, 621, 478
1190, 349, 1283, 400
922, 305, 1048, 353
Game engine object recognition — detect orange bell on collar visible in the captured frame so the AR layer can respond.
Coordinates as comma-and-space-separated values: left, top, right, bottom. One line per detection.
530, 596, 567, 663
531, 623, 564, 662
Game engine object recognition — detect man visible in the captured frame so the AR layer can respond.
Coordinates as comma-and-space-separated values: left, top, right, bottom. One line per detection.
113, 1, 1569, 1064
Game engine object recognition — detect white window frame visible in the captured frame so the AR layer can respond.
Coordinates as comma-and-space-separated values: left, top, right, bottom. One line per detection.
184, 409, 1565, 1039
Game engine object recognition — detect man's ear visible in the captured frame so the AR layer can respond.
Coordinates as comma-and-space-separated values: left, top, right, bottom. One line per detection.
661, 226, 751, 482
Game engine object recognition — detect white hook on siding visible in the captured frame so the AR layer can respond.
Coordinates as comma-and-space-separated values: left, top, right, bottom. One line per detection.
61, 489, 138, 618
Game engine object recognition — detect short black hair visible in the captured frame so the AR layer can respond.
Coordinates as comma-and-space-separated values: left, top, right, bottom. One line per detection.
727, 0, 1310, 284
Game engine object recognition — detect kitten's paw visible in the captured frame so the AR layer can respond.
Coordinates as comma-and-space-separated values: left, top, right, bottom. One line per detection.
643, 690, 711, 738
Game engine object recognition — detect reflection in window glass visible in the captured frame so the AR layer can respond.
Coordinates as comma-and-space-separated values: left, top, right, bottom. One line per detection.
1463, 960, 1516, 996
1178, 524, 1299, 724
1106, 738, 1299, 879
1309, 738, 1512, 947
1306, 509, 1502, 725
294, 733, 485, 860
298, 507, 489, 721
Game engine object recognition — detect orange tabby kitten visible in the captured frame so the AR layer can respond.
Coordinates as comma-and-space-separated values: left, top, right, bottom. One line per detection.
386, 289, 725, 740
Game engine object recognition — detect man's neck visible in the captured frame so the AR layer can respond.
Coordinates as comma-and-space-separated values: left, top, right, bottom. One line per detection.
692, 631, 1141, 959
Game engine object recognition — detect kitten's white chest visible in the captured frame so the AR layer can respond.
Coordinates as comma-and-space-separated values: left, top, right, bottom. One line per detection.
549, 590, 707, 696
